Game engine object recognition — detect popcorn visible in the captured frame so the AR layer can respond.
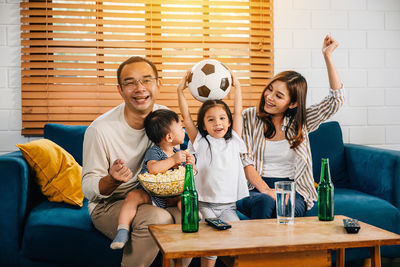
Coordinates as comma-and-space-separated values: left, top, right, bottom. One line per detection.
138, 166, 185, 197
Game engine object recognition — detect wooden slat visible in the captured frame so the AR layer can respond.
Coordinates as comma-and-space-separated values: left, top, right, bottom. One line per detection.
21, 50, 272, 58
21, 60, 272, 71
21, 17, 271, 28
20, 83, 264, 93
21, 40, 271, 49
21, 2, 271, 14
21, 89, 262, 101
21, 48, 272, 64
21, 1, 272, 9
21, 9, 270, 21
22, 84, 116, 92
33, 0, 272, 9
21, 59, 273, 70
21, 20, 268, 30
21, 29, 272, 38
21, 35, 273, 46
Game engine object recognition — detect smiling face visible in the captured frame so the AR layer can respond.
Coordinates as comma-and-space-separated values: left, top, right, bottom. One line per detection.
117, 61, 160, 115
263, 80, 297, 118
202, 105, 231, 139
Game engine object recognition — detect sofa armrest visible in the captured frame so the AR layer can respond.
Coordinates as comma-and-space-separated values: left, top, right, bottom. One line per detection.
345, 144, 400, 209
0, 151, 36, 264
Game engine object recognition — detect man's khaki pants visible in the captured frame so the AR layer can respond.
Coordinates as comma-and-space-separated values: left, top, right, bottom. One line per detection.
91, 198, 182, 267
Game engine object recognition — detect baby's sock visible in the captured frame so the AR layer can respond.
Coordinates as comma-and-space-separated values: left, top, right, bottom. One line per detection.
110, 224, 130, 250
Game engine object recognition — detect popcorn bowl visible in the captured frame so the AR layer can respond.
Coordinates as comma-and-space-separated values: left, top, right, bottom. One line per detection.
138, 166, 185, 197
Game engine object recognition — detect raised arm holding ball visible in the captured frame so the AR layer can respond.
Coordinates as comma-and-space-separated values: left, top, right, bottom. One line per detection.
177, 62, 249, 267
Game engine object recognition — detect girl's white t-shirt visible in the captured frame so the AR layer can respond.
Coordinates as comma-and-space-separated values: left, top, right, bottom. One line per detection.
192, 131, 249, 203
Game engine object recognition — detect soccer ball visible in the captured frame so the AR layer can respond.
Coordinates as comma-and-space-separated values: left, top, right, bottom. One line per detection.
187, 59, 232, 103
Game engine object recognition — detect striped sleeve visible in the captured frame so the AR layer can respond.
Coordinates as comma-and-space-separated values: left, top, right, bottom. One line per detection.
241, 107, 267, 179
306, 87, 345, 133
295, 87, 344, 210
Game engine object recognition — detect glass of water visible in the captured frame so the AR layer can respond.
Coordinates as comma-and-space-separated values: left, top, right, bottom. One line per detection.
275, 181, 296, 224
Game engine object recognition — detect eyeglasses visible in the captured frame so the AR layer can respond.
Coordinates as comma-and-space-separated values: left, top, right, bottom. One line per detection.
121, 77, 157, 89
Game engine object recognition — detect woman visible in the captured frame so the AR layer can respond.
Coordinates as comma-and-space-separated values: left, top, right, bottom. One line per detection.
236, 35, 344, 219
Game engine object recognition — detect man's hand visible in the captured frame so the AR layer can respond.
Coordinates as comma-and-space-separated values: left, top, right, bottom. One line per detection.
109, 159, 132, 183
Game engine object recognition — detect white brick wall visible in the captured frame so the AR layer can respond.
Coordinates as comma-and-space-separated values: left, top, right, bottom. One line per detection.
275, 0, 400, 150
0, 1, 32, 155
0, 0, 400, 154
349, 11, 385, 29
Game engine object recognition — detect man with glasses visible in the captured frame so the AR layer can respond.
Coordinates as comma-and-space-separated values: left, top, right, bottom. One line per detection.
81, 57, 181, 266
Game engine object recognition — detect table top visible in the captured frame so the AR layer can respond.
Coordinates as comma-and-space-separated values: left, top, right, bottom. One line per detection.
149, 215, 400, 259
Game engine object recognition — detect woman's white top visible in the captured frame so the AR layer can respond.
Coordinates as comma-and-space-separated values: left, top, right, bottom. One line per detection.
262, 139, 297, 178
192, 131, 249, 203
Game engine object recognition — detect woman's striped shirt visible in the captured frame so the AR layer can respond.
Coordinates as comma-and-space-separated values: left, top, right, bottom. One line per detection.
241, 88, 345, 210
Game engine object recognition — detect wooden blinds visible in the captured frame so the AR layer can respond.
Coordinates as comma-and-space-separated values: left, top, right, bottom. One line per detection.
20, 0, 273, 135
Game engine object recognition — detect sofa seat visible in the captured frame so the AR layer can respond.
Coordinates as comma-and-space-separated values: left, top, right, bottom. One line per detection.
22, 199, 121, 266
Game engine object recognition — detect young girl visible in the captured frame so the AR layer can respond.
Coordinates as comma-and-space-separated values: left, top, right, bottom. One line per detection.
177, 70, 249, 267
110, 109, 195, 250
236, 35, 344, 219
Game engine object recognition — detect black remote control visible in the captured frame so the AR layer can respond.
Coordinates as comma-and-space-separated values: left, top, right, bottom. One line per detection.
343, 218, 360, 234
205, 218, 232, 230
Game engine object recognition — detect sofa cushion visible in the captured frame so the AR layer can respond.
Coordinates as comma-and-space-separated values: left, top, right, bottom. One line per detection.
16, 139, 84, 207
309, 121, 348, 187
44, 123, 88, 166
22, 199, 121, 266
345, 144, 400, 206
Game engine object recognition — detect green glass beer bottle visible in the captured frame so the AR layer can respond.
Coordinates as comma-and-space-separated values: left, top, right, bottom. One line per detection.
318, 158, 334, 221
181, 164, 199, 232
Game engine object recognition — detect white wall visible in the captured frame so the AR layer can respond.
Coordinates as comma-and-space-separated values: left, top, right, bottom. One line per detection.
0, 0, 400, 154
275, 0, 400, 150
0, 0, 33, 154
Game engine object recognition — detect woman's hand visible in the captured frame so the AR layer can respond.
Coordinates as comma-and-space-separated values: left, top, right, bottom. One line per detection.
322, 35, 342, 90
263, 187, 276, 201
322, 34, 339, 58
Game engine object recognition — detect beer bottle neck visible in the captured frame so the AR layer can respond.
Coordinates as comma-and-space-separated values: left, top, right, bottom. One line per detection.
320, 159, 332, 184
184, 164, 196, 191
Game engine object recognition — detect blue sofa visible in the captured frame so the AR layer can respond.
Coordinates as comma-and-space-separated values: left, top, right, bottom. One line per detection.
0, 121, 399, 266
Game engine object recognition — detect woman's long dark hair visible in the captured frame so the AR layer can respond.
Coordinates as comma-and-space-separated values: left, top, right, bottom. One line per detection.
197, 100, 233, 160
257, 71, 307, 149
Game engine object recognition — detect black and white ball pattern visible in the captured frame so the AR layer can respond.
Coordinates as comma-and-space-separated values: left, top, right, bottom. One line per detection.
187, 59, 232, 103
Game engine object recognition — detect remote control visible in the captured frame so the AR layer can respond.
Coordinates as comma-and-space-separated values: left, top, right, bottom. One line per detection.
205, 218, 232, 230
343, 218, 360, 234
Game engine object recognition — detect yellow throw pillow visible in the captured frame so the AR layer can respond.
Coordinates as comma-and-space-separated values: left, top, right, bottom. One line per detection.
16, 139, 84, 207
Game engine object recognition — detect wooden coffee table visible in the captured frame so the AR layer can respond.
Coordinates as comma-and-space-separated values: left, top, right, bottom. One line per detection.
149, 215, 400, 267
